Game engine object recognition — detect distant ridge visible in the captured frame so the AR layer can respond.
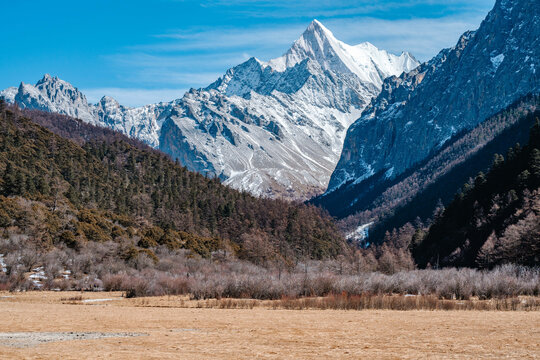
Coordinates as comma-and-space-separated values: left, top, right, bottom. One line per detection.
0, 20, 418, 200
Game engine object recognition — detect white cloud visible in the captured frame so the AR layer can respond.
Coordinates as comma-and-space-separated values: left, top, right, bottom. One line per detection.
323, 16, 486, 61
106, 52, 252, 69
83, 88, 187, 107
151, 26, 304, 52
99, 1, 494, 104
191, 0, 494, 19
137, 13, 486, 64
103, 52, 250, 88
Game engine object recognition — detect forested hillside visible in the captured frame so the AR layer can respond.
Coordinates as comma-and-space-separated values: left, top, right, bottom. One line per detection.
313, 95, 540, 244
0, 101, 347, 264
413, 119, 540, 268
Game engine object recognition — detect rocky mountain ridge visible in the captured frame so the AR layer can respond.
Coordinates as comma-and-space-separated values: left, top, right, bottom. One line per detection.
1, 20, 418, 200
327, 0, 540, 194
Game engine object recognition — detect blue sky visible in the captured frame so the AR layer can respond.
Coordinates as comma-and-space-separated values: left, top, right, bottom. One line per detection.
0, 0, 494, 106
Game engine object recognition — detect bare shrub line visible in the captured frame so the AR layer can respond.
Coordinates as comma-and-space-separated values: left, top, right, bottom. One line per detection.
1, 238, 538, 301
189, 294, 540, 311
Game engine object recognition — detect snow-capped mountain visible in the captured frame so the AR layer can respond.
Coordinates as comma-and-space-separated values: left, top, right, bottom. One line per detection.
0, 75, 170, 148
2, 75, 96, 125
0, 20, 418, 200
160, 20, 417, 199
326, 0, 540, 194
267, 21, 417, 87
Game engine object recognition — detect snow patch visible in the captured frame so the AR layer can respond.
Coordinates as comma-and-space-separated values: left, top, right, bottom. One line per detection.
0, 254, 6, 273
29, 267, 47, 288
346, 222, 374, 241
490, 54, 505, 71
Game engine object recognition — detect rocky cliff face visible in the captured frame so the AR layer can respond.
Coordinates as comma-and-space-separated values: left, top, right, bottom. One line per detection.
327, 0, 540, 194
0, 75, 170, 148
13, 75, 97, 125
94, 96, 169, 148
0, 20, 418, 200
159, 20, 417, 199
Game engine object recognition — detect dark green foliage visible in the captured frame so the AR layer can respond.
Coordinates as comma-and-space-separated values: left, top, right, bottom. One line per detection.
415, 119, 540, 268
313, 95, 540, 245
0, 105, 346, 262
58, 230, 79, 249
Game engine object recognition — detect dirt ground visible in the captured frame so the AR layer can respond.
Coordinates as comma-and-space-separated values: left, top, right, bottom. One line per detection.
0, 291, 539, 359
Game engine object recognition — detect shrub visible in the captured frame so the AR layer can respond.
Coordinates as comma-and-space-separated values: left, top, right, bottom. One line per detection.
78, 222, 112, 243
58, 230, 79, 249
137, 236, 158, 248
0, 209, 11, 227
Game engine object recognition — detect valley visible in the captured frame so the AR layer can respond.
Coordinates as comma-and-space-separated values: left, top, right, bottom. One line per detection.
0, 0, 539, 358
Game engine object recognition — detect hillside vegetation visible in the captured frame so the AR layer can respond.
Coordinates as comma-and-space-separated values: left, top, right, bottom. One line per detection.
0, 101, 538, 298
414, 118, 540, 268
0, 101, 346, 266
313, 95, 540, 245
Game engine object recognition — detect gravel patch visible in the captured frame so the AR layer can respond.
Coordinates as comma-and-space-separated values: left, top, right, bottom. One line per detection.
170, 328, 200, 332
0, 332, 147, 348
81, 298, 121, 303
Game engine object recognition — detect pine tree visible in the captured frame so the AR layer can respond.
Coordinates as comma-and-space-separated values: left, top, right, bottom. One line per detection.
529, 148, 540, 179
2, 162, 17, 195
529, 117, 540, 148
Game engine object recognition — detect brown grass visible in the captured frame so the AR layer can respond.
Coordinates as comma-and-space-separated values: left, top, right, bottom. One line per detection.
271, 293, 540, 311
188, 293, 540, 311
60, 295, 84, 303
0, 291, 539, 359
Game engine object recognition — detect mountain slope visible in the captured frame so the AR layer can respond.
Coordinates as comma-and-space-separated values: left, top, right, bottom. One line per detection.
312, 96, 539, 230
366, 100, 540, 244
160, 21, 417, 200
327, 0, 540, 195
413, 119, 540, 268
0, 75, 169, 147
0, 101, 347, 262
1, 20, 418, 200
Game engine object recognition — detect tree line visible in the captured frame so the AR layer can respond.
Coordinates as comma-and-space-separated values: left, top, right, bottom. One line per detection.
0, 101, 347, 264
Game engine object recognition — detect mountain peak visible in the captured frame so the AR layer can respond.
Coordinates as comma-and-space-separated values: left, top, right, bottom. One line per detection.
99, 95, 120, 106
305, 19, 333, 36
308, 19, 323, 27
37, 73, 58, 85
299, 19, 339, 49
267, 20, 419, 85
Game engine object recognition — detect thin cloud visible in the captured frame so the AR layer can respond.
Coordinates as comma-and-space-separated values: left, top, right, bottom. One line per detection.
100, 0, 494, 102
105, 52, 251, 69
192, 0, 494, 19
83, 88, 187, 107
324, 16, 486, 61
150, 26, 304, 52
102, 52, 248, 89
131, 13, 486, 64
128, 70, 224, 87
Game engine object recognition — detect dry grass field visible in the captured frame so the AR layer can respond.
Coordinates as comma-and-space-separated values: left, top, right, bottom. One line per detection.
1, 291, 539, 359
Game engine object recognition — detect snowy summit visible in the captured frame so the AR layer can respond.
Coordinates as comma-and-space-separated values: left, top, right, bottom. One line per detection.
0, 20, 419, 200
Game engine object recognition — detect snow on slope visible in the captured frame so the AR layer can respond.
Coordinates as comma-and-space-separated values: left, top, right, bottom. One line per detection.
267, 20, 416, 87
327, 0, 540, 195
160, 20, 419, 200
0, 20, 419, 200
1, 75, 171, 148
0, 87, 17, 103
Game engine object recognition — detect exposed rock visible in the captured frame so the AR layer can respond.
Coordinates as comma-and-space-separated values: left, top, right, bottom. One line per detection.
1, 21, 418, 200
328, 0, 540, 194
